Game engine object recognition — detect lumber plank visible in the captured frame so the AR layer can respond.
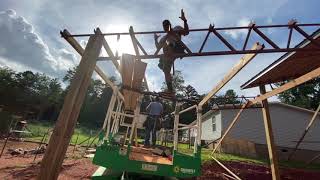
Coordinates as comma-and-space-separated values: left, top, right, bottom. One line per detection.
61, 29, 121, 95
250, 66, 320, 104
39, 33, 103, 180
259, 85, 280, 180
288, 103, 320, 160
95, 28, 120, 70
121, 54, 135, 110
129, 26, 149, 91
130, 60, 147, 109
129, 151, 172, 165
199, 42, 263, 106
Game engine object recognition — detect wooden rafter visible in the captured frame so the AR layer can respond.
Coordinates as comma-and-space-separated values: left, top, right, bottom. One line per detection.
250, 66, 320, 104
61, 29, 123, 98
199, 42, 264, 106
95, 28, 120, 70
288, 103, 320, 160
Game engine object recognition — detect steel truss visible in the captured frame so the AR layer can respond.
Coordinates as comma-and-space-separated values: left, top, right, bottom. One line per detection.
61, 20, 320, 61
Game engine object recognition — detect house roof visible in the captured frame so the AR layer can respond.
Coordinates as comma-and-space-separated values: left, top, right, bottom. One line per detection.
241, 28, 320, 89
188, 102, 320, 125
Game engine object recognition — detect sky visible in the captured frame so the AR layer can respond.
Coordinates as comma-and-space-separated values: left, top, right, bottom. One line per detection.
0, 0, 319, 98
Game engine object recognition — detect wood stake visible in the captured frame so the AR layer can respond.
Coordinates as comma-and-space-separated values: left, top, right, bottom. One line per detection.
38, 33, 103, 180
288, 103, 320, 160
260, 85, 280, 180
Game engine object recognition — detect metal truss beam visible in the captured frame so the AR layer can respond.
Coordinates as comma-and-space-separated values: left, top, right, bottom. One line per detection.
62, 22, 320, 60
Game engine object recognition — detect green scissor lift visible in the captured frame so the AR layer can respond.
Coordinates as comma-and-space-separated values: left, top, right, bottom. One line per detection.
92, 136, 201, 179
91, 96, 202, 179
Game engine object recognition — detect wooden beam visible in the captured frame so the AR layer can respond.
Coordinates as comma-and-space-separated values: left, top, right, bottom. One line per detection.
199, 42, 263, 106
135, 38, 148, 55
39, 33, 103, 180
173, 103, 181, 150
306, 152, 320, 166
250, 66, 320, 104
61, 29, 123, 99
211, 156, 242, 180
259, 85, 280, 180
129, 97, 142, 146
129, 26, 149, 91
95, 28, 120, 70
288, 103, 320, 160
195, 106, 202, 153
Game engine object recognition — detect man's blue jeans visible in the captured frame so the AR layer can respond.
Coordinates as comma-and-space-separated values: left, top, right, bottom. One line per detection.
144, 115, 159, 146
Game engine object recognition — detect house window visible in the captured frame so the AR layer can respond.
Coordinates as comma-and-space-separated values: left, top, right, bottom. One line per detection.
212, 117, 216, 132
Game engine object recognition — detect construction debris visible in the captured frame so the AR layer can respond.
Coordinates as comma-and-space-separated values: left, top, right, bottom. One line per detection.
7, 146, 46, 156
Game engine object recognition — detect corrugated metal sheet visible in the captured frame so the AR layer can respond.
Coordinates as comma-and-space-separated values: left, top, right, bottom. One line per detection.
241, 28, 320, 89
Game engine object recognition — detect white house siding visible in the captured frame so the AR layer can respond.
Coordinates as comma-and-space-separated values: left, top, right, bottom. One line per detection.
220, 103, 320, 151
201, 112, 222, 141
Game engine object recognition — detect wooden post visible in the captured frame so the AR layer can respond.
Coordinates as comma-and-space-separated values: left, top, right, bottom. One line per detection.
103, 93, 116, 133
288, 103, 320, 160
129, 97, 142, 146
38, 33, 103, 180
129, 26, 149, 91
195, 106, 202, 153
259, 85, 280, 180
173, 103, 181, 151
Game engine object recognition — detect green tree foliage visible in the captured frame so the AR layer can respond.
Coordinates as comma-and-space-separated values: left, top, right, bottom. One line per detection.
161, 70, 186, 95
276, 78, 320, 110
0, 67, 63, 120
0, 66, 115, 128
62, 67, 115, 128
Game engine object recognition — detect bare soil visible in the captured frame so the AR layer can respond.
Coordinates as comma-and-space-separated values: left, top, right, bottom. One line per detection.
200, 161, 320, 180
1, 140, 320, 179
0, 140, 97, 180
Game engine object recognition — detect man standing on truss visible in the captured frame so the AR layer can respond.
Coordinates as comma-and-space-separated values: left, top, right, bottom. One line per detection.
154, 9, 189, 94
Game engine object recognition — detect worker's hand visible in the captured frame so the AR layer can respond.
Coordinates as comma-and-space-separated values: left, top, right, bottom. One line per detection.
154, 33, 160, 40
179, 9, 187, 22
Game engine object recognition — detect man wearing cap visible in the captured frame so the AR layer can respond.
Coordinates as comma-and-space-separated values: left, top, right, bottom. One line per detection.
154, 9, 189, 93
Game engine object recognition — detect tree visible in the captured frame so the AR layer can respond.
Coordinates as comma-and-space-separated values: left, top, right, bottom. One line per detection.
0, 67, 63, 120
183, 85, 201, 102
276, 79, 320, 110
62, 66, 116, 128
161, 70, 186, 95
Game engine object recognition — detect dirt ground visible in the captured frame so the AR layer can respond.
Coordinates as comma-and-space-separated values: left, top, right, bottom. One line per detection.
0, 140, 97, 180
200, 161, 320, 180
1, 140, 320, 179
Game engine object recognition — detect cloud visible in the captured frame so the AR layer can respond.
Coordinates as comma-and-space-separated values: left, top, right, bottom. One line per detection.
224, 18, 251, 40
1, 0, 316, 97
0, 9, 77, 78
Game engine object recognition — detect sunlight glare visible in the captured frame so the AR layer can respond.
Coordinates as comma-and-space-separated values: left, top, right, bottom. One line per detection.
103, 24, 135, 56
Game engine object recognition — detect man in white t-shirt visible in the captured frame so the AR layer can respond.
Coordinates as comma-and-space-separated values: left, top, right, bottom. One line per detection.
154, 9, 189, 93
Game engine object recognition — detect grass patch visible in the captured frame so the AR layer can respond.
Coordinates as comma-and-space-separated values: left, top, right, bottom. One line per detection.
23, 121, 99, 145
174, 144, 320, 170
20, 121, 320, 170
